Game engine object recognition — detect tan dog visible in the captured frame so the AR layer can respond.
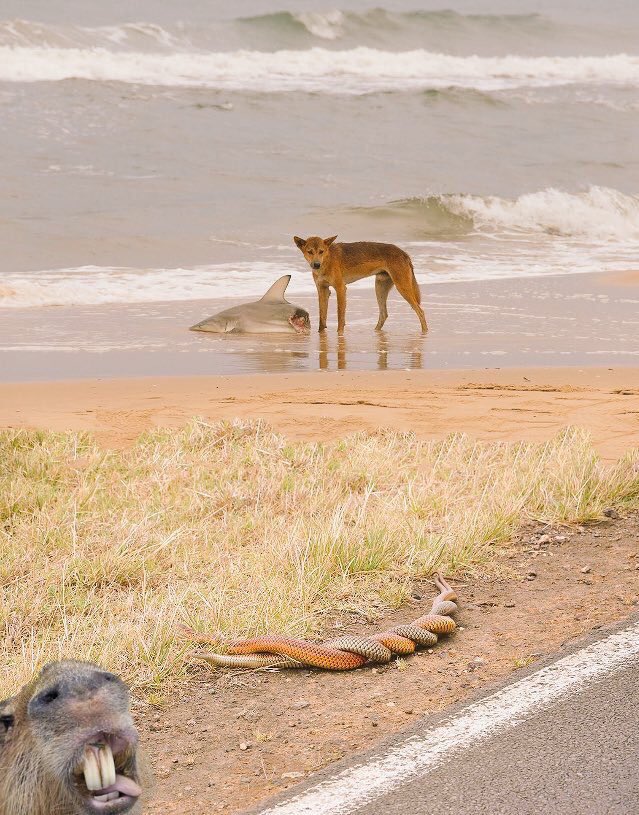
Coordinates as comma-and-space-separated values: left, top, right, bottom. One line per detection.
293, 236, 427, 333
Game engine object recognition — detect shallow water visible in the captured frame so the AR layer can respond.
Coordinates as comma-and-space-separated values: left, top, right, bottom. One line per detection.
2, 272, 637, 381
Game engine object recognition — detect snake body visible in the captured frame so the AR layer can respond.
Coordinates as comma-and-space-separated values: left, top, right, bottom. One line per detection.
188, 574, 458, 671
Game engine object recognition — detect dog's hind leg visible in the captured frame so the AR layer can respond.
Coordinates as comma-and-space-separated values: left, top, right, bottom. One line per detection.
336, 284, 347, 333
391, 267, 428, 332
374, 272, 394, 330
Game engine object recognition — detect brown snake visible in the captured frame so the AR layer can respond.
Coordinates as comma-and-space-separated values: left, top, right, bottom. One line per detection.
183, 574, 458, 670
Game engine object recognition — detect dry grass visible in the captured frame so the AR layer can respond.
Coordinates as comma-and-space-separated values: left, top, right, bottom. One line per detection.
1, 420, 638, 697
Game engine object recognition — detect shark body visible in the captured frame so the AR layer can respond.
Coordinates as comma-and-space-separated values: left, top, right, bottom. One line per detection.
190, 275, 310, 334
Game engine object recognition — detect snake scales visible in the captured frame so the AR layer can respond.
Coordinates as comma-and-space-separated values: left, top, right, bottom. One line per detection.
184, 574, 458, 671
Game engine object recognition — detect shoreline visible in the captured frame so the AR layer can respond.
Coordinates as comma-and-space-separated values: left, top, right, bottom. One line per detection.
2, 366, 638, 460
1, 269, 638, 381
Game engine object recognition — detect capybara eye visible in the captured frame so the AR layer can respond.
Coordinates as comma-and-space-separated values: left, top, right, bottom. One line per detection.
37, 688, 60, 706
0, 714, 14, 732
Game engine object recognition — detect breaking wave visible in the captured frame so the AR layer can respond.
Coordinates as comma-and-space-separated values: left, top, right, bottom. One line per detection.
2, 188, 637, 310
0, 19, 188, 50
0, 262, 308, 310
1, 46, 638, 93
361, 187, 639, 240
0, 10, 555, 52
245, 10, 347, 41
241, 8, 550, 44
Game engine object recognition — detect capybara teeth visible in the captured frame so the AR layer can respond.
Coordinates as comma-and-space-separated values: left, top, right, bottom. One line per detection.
94, 791, 119, 802
82, 748, 102, 791
97, 743, 116, 789
83, 743, 116, 791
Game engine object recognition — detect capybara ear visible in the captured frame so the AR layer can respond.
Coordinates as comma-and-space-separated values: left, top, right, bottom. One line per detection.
324, 235, 338, 246
293, 236, 307, 249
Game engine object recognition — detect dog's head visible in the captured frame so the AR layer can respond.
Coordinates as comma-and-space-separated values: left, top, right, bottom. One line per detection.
293, 236, 337, 271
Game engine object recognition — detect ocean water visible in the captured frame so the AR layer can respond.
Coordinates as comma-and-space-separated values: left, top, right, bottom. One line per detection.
0, 0, 638, 324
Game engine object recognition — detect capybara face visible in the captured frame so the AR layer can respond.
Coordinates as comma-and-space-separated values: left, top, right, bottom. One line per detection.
0, 660, 143, 815
293, 235, 337, 270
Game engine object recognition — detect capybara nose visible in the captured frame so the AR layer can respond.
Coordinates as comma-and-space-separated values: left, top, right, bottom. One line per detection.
72, 670, 120, 697
312, 261, 321, 269
31, 670, 121, 713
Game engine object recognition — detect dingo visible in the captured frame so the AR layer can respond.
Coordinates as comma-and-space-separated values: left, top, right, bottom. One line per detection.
293, 235, 427, 333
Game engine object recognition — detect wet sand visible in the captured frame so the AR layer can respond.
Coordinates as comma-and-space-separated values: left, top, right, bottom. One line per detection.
2, 367, 638, 461
1, 270, 638, 381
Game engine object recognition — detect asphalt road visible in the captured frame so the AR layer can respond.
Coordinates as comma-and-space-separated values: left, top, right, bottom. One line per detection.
246, 618, 639, 815
362, 657, 639, 815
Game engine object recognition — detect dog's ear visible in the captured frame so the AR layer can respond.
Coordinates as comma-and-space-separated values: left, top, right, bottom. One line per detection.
293, 236, 307, 250
324, 235, 338, 246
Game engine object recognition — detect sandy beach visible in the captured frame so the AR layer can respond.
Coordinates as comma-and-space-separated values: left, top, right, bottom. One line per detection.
2, 366, 638, 461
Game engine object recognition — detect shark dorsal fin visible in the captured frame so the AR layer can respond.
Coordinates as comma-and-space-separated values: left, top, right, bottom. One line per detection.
259, 275, 291, 302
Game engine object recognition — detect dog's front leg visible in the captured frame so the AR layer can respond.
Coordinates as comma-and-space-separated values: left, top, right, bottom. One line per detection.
336, 284, 347, 333
316, 283, 330, 332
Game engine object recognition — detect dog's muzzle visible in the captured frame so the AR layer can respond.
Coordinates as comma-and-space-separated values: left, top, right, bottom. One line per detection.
311, 261, 321, 270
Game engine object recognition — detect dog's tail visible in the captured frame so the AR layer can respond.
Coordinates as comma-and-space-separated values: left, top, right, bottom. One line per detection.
409, 257, 421, 304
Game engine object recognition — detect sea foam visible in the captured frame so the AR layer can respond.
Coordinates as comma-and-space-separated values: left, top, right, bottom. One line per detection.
1, 46, 638, 93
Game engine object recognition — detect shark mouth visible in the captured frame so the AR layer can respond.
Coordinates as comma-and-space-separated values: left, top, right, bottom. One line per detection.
289, 313, 311, 335
75, 738, 141, 813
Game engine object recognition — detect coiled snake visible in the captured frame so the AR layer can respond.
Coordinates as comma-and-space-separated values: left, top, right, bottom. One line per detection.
184, 574, 458, 671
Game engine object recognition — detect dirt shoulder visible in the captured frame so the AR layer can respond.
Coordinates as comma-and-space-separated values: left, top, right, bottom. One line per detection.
138, 511, 639, 815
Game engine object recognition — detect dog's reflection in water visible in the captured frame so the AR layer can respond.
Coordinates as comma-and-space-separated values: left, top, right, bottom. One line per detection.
318, 332, 347, 371
318, 331, 426, 371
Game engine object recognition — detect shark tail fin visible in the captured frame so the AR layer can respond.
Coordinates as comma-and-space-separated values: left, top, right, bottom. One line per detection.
259, 275, 291, 302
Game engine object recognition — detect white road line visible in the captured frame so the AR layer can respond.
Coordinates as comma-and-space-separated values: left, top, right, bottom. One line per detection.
256, 620, 639, 815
